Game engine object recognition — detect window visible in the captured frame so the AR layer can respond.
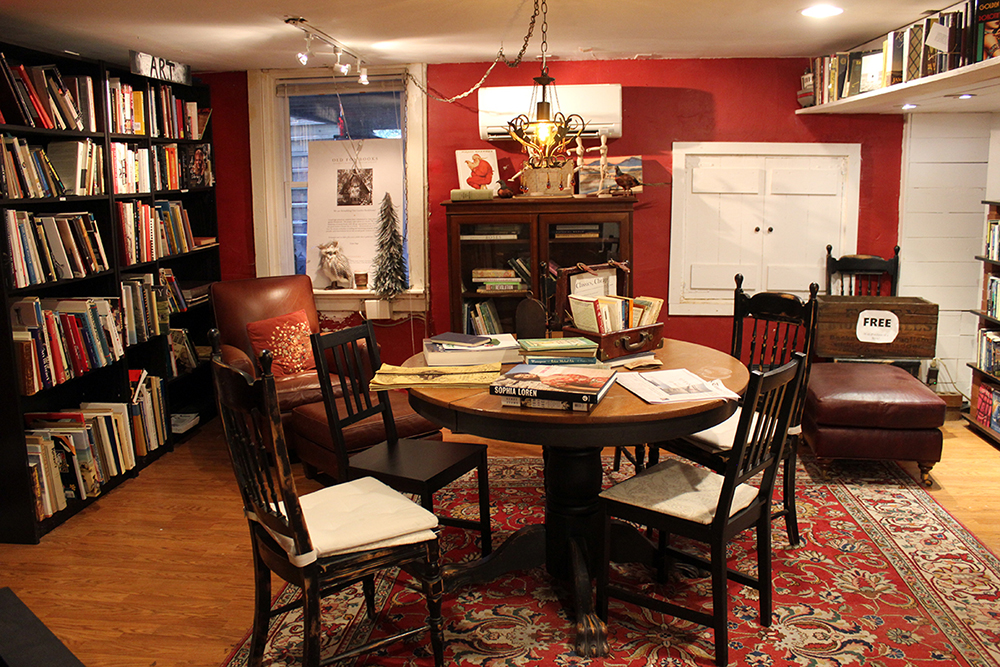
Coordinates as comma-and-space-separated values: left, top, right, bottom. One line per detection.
248, 66, 428, 313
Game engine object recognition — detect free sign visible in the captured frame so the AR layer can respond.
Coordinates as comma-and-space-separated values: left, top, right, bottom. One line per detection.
855, 309, 899, 344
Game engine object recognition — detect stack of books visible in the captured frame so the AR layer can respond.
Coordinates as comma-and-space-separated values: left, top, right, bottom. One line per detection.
568, 294, 663, 334
517, 337, 600, 365
471, 268, 526, 293
423, 332, 520, 366
490, 363, 617, 412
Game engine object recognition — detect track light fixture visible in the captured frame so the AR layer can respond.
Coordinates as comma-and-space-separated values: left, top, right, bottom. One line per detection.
358, 67, 369, 85
284, 17, 362, 72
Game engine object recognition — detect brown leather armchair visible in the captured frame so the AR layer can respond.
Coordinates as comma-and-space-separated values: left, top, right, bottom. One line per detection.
210, 275, 441, 476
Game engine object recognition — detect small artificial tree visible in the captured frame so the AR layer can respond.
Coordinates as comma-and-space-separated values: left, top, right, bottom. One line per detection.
371, 192, 408, 299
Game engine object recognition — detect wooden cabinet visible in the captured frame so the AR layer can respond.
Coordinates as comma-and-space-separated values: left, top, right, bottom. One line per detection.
0, 41, 219, 543
444, 197, 634, 334
966, 200, 1000, 445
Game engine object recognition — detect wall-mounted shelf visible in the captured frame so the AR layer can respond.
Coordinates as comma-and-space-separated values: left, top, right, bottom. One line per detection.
797, 56, 1000, 115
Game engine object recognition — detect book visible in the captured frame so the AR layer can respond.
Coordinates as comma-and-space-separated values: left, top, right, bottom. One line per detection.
428, 331, 493, 347
976, 384, 994, 427
178, 143, 213, 188
422, 333, 520, 366
472, 268, 516, 279
489, 363, 617, 406
499, 395, 599, 412
518, 337, 599, 356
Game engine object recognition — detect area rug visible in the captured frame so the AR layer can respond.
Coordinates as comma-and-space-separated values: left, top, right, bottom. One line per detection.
222, 453, 1000, 667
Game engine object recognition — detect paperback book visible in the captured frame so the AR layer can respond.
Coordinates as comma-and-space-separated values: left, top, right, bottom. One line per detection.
423, 333, 520, 366
489, 363, 617, 406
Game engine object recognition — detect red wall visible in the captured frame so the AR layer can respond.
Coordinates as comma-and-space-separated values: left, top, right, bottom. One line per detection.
427, 58, 904, 352
198, 71, 256, 281
205, 58, 904, 360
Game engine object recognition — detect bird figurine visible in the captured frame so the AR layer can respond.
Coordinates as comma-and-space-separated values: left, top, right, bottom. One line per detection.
614, 165, 642, 196
496, 180, 515, 198
317, 240, 353, 289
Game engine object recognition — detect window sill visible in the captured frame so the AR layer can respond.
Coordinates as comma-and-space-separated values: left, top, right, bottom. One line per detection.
313, 288, 426, 314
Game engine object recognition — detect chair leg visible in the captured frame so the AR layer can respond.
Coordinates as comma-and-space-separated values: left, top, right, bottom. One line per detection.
710, 539, 729, 667
634, 444, 646, 472
758, 515, 773, 627
655, 530, 669, 584
423, 542, 445, 667
647, 443, 660, 467
249, 545, 271, 667
477, 451, 493, 556
781, 441, 801, 546
612, 446, 623, 471
362, 575, 376, 620
301, 571, 322, 667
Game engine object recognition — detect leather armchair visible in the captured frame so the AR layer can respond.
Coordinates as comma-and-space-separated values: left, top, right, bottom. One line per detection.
209, 275, 441, 474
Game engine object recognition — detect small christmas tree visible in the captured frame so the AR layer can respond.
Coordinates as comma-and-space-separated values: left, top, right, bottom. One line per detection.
371, 192, 408, 299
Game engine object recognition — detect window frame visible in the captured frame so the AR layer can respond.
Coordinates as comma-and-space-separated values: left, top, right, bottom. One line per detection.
247, 64, 429, 313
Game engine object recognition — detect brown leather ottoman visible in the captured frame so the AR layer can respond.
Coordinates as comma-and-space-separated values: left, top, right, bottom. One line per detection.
802, 362, 945, 486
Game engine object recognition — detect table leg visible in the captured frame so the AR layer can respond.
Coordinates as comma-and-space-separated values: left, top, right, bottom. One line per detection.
441, 525, 546, 593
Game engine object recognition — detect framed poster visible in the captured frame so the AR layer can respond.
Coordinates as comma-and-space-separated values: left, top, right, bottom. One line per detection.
305, 139, 406, 289
456, 149, 499, 192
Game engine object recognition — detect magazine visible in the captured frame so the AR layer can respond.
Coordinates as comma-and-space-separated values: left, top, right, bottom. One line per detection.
369, 362, 501, 390
616, 368, 740, 404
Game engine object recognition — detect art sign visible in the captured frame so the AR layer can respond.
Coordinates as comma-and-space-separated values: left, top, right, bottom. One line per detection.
129, 51, 192, 86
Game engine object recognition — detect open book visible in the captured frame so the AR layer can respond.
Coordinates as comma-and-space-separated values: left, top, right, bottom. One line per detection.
616, 368, 739, 404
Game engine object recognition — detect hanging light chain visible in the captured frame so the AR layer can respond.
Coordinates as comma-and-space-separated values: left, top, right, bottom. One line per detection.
408, 0, 543, 103
538, 0, 548, 75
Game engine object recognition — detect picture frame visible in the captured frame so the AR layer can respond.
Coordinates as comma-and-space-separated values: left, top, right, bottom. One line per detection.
456, 149, 500, 192
578, 155, 642, 196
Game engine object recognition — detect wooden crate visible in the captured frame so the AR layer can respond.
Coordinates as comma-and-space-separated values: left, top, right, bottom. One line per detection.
814, 296, 938, 359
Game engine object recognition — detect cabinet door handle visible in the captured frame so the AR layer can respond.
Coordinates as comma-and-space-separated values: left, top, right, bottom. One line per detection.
767, 226, 773, 233
755, 226, 761, 233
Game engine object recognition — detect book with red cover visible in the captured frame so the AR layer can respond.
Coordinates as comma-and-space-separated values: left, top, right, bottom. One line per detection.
489, 363, 617, 406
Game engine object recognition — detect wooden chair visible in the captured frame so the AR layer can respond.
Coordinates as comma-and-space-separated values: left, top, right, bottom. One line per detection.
209, 333, 445, 667
311, 321, 493, 556
825, 244, 900, 296
597, 354, 804, 667
648, 274, 818, 546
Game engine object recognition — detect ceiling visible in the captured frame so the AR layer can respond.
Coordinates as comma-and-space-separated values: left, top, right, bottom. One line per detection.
0, 0, 947, 73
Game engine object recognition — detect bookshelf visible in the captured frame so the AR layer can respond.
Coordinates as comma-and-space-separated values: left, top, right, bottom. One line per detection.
444, 197, 633, 335
966, 200, 1000, 445
0, 41, 219, 543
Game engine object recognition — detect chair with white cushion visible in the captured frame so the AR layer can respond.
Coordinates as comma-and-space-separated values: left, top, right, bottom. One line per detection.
649, 274, 818, 545
597, 354, 804, 667
210, 331, 445, 667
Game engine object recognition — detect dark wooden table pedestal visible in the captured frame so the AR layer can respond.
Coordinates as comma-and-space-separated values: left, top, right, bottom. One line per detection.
407, 340, 749, 657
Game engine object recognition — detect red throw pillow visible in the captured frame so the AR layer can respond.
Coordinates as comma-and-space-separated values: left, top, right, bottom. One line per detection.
245, 310, 316, 378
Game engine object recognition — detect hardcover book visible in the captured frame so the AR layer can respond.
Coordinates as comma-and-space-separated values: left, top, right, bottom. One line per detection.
489, 363, 617, 406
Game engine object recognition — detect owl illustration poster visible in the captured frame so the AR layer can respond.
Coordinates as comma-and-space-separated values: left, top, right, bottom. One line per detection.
305, 139, 405, 289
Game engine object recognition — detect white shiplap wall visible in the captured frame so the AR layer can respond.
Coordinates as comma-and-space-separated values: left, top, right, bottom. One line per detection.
898, 113, 991, 399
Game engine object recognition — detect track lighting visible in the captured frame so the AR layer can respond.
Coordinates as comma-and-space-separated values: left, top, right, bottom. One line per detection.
335, 49, 351, 75
358, 67, 369, 85
297, 33, 313, 65
285, 17, 362, 72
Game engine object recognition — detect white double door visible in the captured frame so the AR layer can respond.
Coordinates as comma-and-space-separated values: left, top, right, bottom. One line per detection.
669, 142, 860, 315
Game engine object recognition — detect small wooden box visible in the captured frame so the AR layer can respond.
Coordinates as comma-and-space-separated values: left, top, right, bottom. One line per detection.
814, 296, 938, 359
562, 322, 664, 361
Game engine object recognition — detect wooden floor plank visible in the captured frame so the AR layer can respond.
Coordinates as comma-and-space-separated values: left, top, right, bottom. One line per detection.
0, 412, 995, 666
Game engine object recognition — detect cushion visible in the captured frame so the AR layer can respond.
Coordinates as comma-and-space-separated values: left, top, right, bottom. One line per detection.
258, 476, 438, 566
805, 363, 946, 430
245, 309, 316, 378
600, 459, 759, 524
802, 414, 943, 462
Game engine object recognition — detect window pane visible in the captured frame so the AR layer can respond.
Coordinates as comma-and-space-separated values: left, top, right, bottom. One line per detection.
289, 91, 403, 276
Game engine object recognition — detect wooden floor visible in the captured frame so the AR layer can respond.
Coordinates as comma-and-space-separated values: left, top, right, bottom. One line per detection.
0, 412, 996, 667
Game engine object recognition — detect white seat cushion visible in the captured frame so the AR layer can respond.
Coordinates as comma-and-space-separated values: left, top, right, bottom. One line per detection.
685, 407, 743, 452
259, 477, 438, 566
600, 459, 759, 524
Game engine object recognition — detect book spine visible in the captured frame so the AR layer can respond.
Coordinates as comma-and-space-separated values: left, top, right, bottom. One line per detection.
489, 383, 599, 405
518, 355, 599, 365
499, 395, 595, 412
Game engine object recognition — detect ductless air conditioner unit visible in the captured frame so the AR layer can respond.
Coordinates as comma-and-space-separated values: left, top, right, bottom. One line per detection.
477, 83, 622, 141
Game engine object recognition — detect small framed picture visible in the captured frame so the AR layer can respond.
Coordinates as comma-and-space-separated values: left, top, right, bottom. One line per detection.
578, 155, 642, 196
456, 149, 499, 192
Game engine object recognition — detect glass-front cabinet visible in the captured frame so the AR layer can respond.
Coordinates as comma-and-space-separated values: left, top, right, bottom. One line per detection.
444, 197, 634, 334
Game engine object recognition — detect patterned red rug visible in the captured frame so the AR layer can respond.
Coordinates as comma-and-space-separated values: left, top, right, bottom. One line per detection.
221, 453, 1000, 667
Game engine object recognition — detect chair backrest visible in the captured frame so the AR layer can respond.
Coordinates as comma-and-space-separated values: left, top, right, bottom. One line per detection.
731, 274, 819, 372
515, 297, 548, 340
210, 275, 321, 361
716, 353, 804, 526
311, 321, 397, 478
825, 244, 900, 296
209, 330, 312, 559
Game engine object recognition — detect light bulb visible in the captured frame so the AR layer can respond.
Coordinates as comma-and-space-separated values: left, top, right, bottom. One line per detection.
297, 51, 309, 65
536, 121, 554, 144
358, 67, 369, 85
339, 62, 351, 75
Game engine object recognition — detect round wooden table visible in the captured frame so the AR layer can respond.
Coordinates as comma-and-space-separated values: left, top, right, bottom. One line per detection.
405, 338, 749, 657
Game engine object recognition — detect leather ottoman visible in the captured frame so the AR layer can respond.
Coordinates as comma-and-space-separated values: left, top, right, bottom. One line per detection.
802, 362, 945, 486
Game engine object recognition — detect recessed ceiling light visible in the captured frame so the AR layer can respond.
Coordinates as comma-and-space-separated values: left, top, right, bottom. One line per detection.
801, 5, 844, 18
902, 103, 917, 110
944, 93, 976, 99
